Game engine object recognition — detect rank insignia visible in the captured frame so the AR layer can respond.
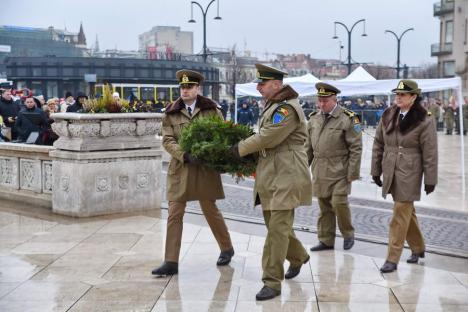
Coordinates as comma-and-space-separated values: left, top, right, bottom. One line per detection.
353, 117, 361, 133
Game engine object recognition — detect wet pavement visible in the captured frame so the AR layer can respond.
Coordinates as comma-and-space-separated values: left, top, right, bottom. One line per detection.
1, 202, 468, 312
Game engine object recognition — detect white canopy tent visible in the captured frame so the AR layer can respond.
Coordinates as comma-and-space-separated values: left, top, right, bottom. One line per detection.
340, 65, 376, 82
234, 75, 465, 193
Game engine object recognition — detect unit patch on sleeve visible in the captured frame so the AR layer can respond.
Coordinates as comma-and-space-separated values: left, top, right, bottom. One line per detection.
272, 106, 289, 124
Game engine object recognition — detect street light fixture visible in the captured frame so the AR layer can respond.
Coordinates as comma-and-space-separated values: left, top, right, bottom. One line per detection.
385, 28, 414, 78
332, 18, 367, 75
188, 0, 222, 62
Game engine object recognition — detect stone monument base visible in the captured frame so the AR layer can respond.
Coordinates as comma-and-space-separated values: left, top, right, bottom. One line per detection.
51, 149, 162, 217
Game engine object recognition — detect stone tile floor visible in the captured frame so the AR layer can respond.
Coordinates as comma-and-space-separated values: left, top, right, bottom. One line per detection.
1, 205, 468, 312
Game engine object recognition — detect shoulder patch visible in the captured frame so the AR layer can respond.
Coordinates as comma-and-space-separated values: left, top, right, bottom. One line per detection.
272, 106, 289, 124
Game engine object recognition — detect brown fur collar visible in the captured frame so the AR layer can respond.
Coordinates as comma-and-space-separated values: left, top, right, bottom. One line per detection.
269, 84, 298, 103
381, 103, 428, 134
165, 94, 218, 114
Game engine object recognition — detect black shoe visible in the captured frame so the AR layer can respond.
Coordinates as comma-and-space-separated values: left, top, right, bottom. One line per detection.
343, 236, 355, 250
255, 286, 281, 301
310, 241, 334, 252
380, 261, 397, 273
151, 261, 178, 276
217, 248, 234, 266
285, 255, 310, 279
407, 251, 425, 264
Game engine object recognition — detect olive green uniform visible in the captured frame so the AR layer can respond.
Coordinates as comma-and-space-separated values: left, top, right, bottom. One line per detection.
238, 84, 312, 292
306, 105, 362, 246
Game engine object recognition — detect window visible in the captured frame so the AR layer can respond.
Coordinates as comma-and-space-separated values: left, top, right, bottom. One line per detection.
63, 67, 74, 76
443, 61, 455, 76
46, 67, 58, 76
110, 68, 120, 77
47, 81, 58, 98
445, 20, 454, 44
32, 67, 42, 77
31, 81, 43, 96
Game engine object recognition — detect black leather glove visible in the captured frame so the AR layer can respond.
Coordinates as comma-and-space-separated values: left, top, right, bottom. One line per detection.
372, 175, 383, 187
425, 184, 435, 195
229, 144, 242, 160
183, 153, 202, 165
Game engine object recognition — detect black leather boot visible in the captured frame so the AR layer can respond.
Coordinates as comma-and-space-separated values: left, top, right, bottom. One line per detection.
151, 261, 178, 276
310, 241, 334, 251
217, 248, 234, 266
285, 255, 310, 279
343, 236, 355, 250
380, 261, 397, 273
407, 251, 425, 264
255, 286, 281, 301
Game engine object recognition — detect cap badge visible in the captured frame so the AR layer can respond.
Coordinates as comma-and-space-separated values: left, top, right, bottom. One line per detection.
398, 81, 405, 89
319, 88, 325, 94
182, 74, 190, 83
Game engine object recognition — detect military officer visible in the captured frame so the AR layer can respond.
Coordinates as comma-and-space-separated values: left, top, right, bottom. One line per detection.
306, 83, 362, 252
231, 64, 312, 301
371, 80, 437, 273
151, 69, 234, 276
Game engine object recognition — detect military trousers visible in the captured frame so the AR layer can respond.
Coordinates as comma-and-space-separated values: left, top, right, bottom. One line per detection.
387, 201, 425, 263
317, 195, 354, 246
165, 200, 233, 263
262, 209, 309, 291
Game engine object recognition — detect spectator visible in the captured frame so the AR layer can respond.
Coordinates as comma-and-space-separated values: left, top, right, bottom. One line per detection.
15, 97, 49, 144
66, 92, 88, 112
229, 102, 235, 121
34, 95, 45, 109
42, 98, 59, 145
220, 100, 229, 120
237, 102, 254, 126
251, 100, 260, 125
0, 89, 21, 140
61, 91, 74, 112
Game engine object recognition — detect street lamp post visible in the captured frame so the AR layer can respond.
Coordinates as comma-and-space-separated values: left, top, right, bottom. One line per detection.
333, 19, 367, 75
385, 28, 414, 78
188, 0, 222, 63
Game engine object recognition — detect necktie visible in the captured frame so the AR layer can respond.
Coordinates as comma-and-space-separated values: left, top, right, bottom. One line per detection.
187, 106, 192, 117
399, 113, 404, 122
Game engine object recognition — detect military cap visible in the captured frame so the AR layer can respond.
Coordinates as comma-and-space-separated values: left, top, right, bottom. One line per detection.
392, 79, 421, 95
253, 63, 288, 83
315, 82, 341, 97
176, 69, 204, 85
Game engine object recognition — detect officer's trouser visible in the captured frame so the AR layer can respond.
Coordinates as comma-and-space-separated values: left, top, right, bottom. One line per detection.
165, 200, 233, 262
262, 209, 309, 291
387, 201, 425, 263
317, 195, 354, 246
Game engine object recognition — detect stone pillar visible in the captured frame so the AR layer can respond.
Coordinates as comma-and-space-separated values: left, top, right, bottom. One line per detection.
51, 113, 163, 217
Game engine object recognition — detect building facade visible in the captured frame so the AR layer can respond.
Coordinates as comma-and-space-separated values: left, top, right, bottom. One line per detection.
0, 25, 87, 77
432, 0, 468, 95
5, 56, 219, 101
139, 26, 193, 58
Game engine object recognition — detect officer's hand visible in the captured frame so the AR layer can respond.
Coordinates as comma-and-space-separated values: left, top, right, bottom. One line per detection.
372, 175, 383, 187
229, 144, 242, 160
348, 176, 359, 183
183, 153, 202, 165
425, 184, 435, 195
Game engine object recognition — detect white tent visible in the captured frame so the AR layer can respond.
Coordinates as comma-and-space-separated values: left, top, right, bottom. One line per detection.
340, 65, 376, 82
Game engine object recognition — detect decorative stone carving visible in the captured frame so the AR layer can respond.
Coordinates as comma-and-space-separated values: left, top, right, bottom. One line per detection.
51, 113, 163, 152
0, 157, 17, 188
118, 175, 129, 190
20, 159, 41, 192
95, 176, 111, 192
61, 176, 70, 192
136, 173, 150, 189
43, 161, 53, 193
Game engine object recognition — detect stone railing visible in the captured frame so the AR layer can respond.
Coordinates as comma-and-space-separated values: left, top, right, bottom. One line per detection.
0, 143, 54, 207
0, 113, 165, 217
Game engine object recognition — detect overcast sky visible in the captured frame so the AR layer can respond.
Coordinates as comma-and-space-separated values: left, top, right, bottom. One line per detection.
3, 0, 439, 67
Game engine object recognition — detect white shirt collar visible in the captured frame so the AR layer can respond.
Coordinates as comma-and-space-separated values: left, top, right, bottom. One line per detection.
185, 99, 196, 113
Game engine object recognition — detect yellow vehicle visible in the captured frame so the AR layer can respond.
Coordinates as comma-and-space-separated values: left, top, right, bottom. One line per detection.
95, 83, 180, 104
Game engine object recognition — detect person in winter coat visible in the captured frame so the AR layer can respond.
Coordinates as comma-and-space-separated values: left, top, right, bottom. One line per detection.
151, 70, 234, 277
66, 92, 87, 112
371, 80, 437, 273
0, 89, 21, 140
15, 97, 49, 144
237, 102, 254, 126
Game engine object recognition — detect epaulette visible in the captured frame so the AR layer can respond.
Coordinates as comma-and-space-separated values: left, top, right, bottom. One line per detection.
427, 111, 432, 116
343, 108, 356, 118
308, 111, 318, 118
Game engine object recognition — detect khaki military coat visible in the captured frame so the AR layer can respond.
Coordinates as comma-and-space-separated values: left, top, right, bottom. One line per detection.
371, 104, 438, 202
238, 85, 312, 211
305, 105, 362, 198
163, 95, 225, 202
